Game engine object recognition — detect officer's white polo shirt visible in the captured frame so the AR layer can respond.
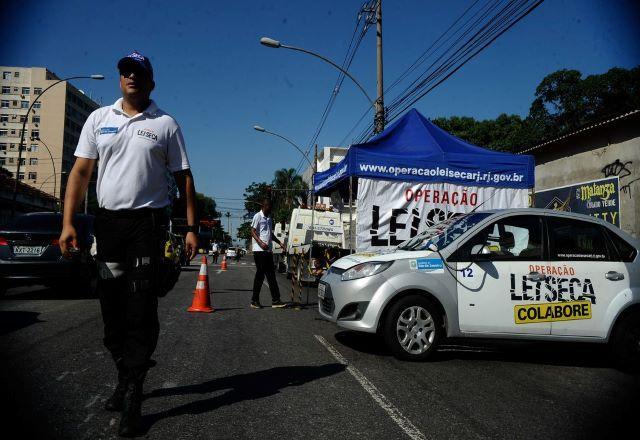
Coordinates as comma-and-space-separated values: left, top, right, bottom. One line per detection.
74, 98, 190, 210
251, 210, 273, 252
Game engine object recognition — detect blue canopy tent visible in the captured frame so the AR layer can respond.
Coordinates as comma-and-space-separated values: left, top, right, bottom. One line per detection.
314, 108, 535, 196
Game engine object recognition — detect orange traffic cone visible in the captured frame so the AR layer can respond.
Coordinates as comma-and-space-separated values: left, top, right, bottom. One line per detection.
220, 254, 228, 271
188, 256, 213, 313
198, 255, 210, 293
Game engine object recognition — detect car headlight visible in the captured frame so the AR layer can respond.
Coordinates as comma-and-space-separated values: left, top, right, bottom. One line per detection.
341, 261, 393, 281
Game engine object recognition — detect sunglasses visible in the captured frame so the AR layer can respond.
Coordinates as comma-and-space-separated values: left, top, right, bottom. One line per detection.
119, 68, 150, 79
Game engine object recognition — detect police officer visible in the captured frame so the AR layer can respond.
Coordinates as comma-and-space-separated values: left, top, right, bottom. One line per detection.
59, 51, 198, 437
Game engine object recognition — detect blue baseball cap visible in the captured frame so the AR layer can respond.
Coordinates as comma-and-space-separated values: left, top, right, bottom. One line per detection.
117, 51, 154, 79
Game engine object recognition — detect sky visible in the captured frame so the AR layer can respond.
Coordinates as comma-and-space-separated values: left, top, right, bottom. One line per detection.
3, 0, 639, 239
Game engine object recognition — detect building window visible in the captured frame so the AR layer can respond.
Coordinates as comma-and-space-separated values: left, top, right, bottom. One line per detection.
14, 71, 20, 78
21, 87, 30, 95
19, 115, 26, 123
21, 101, 29, 109
34, 88, 42, 95
1, 100, 9, 108
10, 143, 16, 149
17, 172, 24, 180
31, 130, 39, 140
32, 116, 40, 124
28, 172, 37, 180
0, 158, 5, 166
19, 158, 25, 165
0, 115, 7, 123
8, 157, 14, 163
33, 101, 41, 109
0, 143, 6, 150
1, 86, 10, 94
0, 129, 7, 137
2, 72, 10, 80
29, 144, 38, 152
29, 158, 38, 165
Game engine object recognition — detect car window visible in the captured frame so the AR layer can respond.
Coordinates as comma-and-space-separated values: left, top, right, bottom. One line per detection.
547, 217, 610, 261
454, 215, 543, 261
604, 229, 637, 262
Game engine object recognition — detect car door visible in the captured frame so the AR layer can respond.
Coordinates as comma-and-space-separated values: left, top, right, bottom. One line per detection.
452, 214, 551, 335
546, 216, 632, 338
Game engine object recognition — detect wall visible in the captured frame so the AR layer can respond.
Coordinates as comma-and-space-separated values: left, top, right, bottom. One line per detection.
533, 114, 640, 238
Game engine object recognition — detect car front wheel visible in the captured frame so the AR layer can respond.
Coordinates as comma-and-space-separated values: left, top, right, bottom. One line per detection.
382, 295, 442, 361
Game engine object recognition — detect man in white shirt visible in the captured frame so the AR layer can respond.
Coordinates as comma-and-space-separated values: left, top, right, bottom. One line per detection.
59, 51, 198, 437
250, 199, 285, 309
211, 241, 219, 263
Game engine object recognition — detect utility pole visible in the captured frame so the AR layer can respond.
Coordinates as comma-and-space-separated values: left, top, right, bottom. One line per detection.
374, 0, 385, 134
313, 144, 318, 206
225, 212, 231, 244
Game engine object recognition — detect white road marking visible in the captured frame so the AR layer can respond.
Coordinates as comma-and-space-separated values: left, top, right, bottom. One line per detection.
56, 371, 70, 381
217, 270, 222, 274
314, 335, 427, 440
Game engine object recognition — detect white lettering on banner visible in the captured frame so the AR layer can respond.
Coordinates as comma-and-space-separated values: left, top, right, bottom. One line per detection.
356, 179, 528, 251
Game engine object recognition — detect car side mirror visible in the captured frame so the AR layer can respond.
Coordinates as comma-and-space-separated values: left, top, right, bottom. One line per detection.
470, 244, 492, 261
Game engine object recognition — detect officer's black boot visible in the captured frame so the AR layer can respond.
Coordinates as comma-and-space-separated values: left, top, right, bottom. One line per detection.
105, 361, 127, 411
118, 376, 144, 437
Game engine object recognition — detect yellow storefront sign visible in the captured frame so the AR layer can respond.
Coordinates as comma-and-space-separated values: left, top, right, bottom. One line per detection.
514, 301, 592, 324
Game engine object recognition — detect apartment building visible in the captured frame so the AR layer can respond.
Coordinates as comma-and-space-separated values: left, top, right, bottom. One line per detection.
0, 67, 99, 201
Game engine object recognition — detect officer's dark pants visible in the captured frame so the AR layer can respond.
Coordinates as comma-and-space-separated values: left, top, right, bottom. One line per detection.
252, 251, 280, 303
94, 208, 165, 380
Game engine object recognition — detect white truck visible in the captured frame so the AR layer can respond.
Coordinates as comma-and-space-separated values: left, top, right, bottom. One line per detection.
272, 222, 289, 273
286, 208, 346, 282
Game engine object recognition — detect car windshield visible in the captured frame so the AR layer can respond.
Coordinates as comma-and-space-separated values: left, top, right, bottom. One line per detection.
397, 212, 492, 251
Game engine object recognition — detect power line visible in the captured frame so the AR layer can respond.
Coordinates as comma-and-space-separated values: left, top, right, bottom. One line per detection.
292, 1, 376, 175
349, 0, 545, 144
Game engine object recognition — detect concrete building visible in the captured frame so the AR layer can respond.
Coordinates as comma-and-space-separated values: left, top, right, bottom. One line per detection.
0, 67, 99, 204
302, 145, 348, 207
523, 110, 640, 238
303, 145, 356, 249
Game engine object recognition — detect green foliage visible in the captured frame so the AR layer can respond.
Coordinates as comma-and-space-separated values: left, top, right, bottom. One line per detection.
196, 192, 220, 219
432, 66, 640, 151
237, 221, 252, 242
241, 168, 309, 228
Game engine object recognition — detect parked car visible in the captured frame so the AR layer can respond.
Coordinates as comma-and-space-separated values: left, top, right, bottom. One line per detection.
319, 209, 639, 368
0, 212, 96, 296
225, 248, 237, 259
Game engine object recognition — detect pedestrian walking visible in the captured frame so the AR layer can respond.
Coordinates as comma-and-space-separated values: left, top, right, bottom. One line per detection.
59, 51, 198, 437
250, 199, 286, 309
211, 241, 219, 263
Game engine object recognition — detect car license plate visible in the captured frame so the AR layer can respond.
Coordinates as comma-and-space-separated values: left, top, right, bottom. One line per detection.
13, 245, 45, 256
318, 283, 326, 299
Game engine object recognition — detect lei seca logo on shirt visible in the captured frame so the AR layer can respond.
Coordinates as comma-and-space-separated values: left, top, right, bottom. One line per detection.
136, 128, 158, 142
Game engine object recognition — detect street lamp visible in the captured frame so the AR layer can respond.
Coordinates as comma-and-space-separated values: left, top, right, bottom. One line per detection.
260, 37, 375, 107
252, 125, 313, 167
31, 135, 58, 212
10, 74, 105, 218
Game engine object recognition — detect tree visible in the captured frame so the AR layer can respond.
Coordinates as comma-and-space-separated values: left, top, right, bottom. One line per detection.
237, 221, 252, 247
243, 182, 271, 213
271, 168, 308, 224
432, 65, 640, 151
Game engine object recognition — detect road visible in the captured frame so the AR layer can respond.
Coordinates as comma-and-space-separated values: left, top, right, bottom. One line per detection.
1, 257, 638, 439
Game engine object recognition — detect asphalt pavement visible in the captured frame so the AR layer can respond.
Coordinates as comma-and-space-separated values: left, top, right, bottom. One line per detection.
1, 257, 638, 439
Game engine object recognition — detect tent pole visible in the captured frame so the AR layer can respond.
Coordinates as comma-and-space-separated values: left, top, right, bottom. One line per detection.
349, 176, 353, 253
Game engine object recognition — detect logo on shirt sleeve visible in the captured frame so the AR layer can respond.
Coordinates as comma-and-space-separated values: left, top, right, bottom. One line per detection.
99, 127, 119, 135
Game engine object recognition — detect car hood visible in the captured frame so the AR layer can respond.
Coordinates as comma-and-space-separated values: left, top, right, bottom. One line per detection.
332, 249, 438, 269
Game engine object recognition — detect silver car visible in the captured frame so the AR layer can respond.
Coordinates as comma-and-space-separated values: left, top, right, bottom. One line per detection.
318, 209, 640, 367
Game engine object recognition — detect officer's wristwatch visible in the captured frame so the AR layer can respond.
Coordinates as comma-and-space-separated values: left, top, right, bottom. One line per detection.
185, 225, 198, 234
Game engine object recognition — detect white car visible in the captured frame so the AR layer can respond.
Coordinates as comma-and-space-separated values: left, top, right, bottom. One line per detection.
225, 248, 237, 259
318, 209, 639, 367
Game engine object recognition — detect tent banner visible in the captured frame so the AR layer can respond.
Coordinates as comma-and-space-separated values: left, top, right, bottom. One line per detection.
356, 178, 528, 251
